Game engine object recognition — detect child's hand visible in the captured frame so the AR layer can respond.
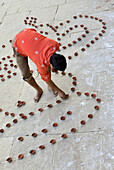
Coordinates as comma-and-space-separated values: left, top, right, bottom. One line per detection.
58, 90, 69, 100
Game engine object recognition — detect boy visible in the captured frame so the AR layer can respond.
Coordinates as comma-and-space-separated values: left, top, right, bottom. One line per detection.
12, 28, 69, 103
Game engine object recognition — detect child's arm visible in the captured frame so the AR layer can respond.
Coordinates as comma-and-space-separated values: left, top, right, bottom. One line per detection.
47, 66, 69, 99
46, 80, 68, 99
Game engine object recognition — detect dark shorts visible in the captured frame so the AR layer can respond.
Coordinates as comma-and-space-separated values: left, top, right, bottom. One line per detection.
12, 36, 32, 81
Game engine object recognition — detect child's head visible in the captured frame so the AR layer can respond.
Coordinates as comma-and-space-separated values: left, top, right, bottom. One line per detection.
50, 53, 67, 71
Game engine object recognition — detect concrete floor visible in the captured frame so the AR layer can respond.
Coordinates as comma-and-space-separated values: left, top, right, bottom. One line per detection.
0, 0, 114, 170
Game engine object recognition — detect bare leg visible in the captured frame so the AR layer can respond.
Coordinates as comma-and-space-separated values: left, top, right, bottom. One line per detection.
47, 85, 58, 97
27, 76, 43, 103
12, 44, 43, 102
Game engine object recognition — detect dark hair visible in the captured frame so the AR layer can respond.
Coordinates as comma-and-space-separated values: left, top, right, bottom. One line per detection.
50, 53, 67, 71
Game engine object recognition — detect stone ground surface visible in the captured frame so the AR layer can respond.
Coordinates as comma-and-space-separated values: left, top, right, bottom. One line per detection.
0, 0, 114, 170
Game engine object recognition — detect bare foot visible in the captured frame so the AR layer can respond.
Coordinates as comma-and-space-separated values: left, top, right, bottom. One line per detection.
47, 86, 58, 97
34, 89, 43, 103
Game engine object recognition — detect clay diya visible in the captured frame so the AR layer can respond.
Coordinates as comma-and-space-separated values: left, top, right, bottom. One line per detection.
99, 19, 102, 22
6, 123, 11, 127
71, 87, 75, 92
18, 154, 24, 159
91, 40, 95, 44
66, 30, 69, 33
84, 27, 87, 30
56, 100, 61, 104
66, 20, 70, 23
14, 65, 18, 68
61, 71, 66, 75
94, 106, 99, 110
91, 94, 96, 98
88, 114, 93, 118
74, 25, 78, 28
10, 63, 14, 67
103, 26, 106, 29
82, 34, 86, 37
90, 16, 94, 19
95, 37, 99, 40
72, 76, 77, 80
13, 119, 18, 123
71, 128, 77, 133
29, 112, 34, 116
85, 30, 89, 34
6, 157, 12, 163
68, 73, 72, 77
95, 17, 98, 20
81, 48, 85, 51
1, 78, 5, 82
81, 120, 86, 125
47, 104, 53, 108
0, 129, 4, 133
50, 139, 56, 144
5, 112, 9, 116
80, 24, 84, 27
72, 81, 77, 86
72, 41, 77, 44
22, 115, 27, 120
39, 145, 45, 149
73, 16, 77, 19
0, 108, 2, 112
69, 27, 73, 30
86, 44, 90, 47
4, 67, 8, 70
67, 111, 72, 115
18, 137, 24, 141
2, 45, 5, 48
57, 38, 61, 41
30, 150, 36, 155
13, 72, 17, 76
76, 91, 82, 96
0, 74, 4, 77
74, 52, 78, 56
85, 15, 88, 18
102, 30, 105, 33
53, 123, 58, 127
78, 38, 81, 41
96, 98, 101, 103
38, 108, 43, 112
7, 70, 11, 74
84, 92, 89, 96
56, 33, 60, 36
102, 22, 106, 25
60, 116, 66, 120
99, 33, 102, 36
32, 133, 37, 137
62, 33, 65, 36
68, 44, 72, 47
61, 134, 67, 138
68, 56, 72, 59
62, 46, 67, 49
79, 15, 83, 18
55, 26, 58, 29
60, 23, 63, 26
42, 129, 48, 133
2, 57, 6, 60
4, 64, 8, 66
10, 113, 15, 117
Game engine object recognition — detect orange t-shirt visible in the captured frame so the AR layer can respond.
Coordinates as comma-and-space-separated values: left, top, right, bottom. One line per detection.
14, 28, 59, 82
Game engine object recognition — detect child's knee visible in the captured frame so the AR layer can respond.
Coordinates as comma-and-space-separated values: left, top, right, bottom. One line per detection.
23, 73, 32, 82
